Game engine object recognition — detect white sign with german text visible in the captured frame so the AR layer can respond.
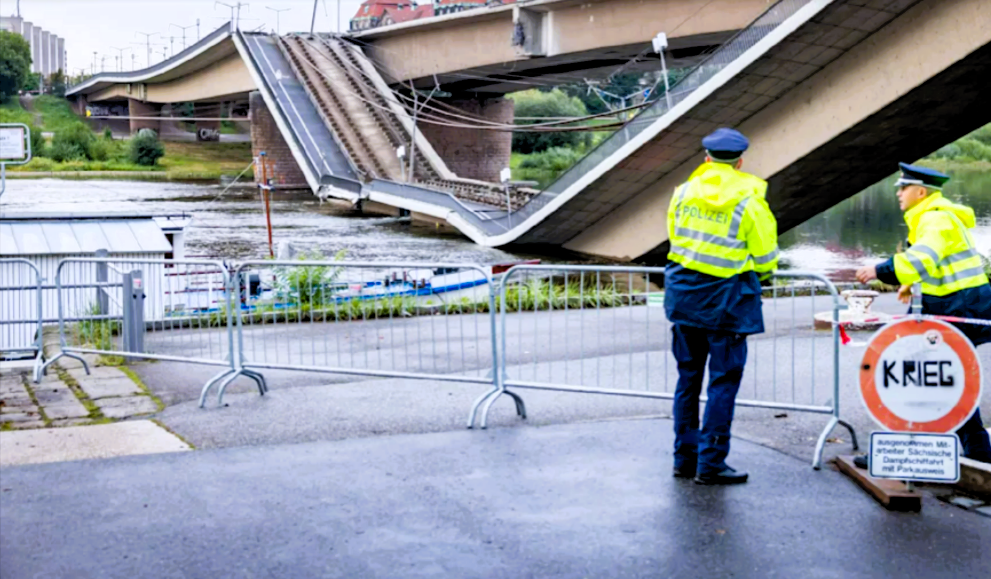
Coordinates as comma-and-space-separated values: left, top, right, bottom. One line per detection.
869, 431, 959, 483
0, 127, 26, 160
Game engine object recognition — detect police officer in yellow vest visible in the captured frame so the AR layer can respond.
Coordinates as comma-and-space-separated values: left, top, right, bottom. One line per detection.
856, 163, 991, 465
665, 128, 779, 485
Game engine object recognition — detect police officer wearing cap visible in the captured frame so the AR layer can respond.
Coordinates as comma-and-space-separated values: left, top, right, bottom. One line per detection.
665, 128, 779, 485
856, 163, 991, 465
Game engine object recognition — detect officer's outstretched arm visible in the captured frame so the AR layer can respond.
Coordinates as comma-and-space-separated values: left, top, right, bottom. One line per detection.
745, 196, 779, 281
891, 213, 953, 285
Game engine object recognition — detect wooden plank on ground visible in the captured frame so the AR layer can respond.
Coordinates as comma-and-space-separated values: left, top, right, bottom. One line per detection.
834, 455, 922, 512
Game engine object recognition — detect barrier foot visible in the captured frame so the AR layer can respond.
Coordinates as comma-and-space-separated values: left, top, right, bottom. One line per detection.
479, 388, 526, 430
241, 369, 268, 395
199, 368, 235, 408
812, 416, 857, 470
467, 387, 499, 429
36, 352, 89, 383
31, 351, 44, 383
838, 419, 859, 452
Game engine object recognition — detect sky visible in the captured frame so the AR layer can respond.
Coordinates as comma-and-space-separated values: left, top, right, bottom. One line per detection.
11, 0, 367, 74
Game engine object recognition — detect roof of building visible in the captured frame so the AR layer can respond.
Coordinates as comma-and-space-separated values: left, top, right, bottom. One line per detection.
353, 1, 416, 20
0, 219, 172, 256
383, 5, 436, 24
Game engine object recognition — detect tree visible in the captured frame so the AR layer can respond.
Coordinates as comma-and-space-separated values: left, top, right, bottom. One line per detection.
510, 89, 592, 154
47, 70, 67, 97
0, 30, 32, 102
21, 72, 42, 92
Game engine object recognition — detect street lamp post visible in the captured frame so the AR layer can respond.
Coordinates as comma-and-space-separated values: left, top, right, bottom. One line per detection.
110, 46, 132, 71
170, 23, 195, 50
135, 31, 157, 68
265, 6, 290, 34
216, 1, 249, 30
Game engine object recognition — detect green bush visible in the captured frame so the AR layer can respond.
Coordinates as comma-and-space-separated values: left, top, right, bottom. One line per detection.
518, 147, 584, 171
509, 89, 592, 154
48, 139, 84, 162
129, 133, 165, 166
967, 125, 991, 147
954, 138, 991, 162
88, 138, 112, 161
51, 123, 95, 159
103, 126, 113, 140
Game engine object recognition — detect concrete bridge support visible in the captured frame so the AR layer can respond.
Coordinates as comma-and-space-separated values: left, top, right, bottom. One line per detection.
419, 96, 514, 183
128, 99, 161, 135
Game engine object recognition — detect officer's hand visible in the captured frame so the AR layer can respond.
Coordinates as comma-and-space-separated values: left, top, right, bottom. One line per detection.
897, 285, 913, 304
855, 265, 877, 284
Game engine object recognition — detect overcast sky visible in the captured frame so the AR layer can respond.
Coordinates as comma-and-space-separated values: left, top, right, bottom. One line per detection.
14, 0, 366, 74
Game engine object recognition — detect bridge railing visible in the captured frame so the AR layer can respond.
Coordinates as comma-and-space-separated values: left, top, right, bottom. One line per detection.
514, 0, 820, 219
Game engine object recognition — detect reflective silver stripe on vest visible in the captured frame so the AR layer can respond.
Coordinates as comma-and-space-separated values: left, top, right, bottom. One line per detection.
940, 247, 980, 267
670, 245, 749, 270
726, 197, 751, 240
905, 253, 937, 284
907, 244, 939, 264
674, 227, 747, 250
753, 248, 779, 266
907, 254, 986, 287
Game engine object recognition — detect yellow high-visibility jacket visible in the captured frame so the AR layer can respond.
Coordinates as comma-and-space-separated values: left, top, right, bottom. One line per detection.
890, 192, 988, 296
667, 162, 779, 280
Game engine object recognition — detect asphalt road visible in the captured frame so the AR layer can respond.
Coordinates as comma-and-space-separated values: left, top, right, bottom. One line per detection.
2, 418, 987, 579
136, 292, 989, 467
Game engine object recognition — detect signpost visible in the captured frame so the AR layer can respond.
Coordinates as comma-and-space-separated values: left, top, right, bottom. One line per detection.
859, 318, 983, 486
0, 123, 32, 200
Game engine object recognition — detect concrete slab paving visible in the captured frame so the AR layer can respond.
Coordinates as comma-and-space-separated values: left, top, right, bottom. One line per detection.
0, 420, 191, 467
42, 400, 91, 420
76, 377, 143, 399
96, 396, 159, 418
0, 417, 987, 579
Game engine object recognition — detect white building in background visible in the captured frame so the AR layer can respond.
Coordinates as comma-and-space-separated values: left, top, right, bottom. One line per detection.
0, 14, 65, 76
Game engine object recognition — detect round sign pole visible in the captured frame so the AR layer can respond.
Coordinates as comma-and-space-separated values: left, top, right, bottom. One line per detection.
859, 318, 982, 487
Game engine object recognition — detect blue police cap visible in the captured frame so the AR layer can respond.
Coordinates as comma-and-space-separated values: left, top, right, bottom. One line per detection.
894, 162, 949, 189
702, 128, 749, 162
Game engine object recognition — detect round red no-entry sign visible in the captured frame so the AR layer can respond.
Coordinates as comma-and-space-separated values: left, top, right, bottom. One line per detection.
860, 318, 983, 433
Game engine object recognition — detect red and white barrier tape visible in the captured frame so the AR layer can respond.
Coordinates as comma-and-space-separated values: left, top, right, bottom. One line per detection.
834, 314, 991, 346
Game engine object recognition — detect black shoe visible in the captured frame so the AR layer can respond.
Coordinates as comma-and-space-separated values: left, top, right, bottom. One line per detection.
853, 455, 868, 470
694, 467, 749, 485
673, 465, 697, 479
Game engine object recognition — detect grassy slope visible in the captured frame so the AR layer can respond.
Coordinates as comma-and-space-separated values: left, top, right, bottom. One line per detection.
6, 97, 253, 179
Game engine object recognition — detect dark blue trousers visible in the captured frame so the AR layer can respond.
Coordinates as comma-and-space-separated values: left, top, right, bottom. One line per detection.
958, 408, 991, 463
671, 324, 748, 476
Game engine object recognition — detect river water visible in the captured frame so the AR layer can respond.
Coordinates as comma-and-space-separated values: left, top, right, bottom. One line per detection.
1, 173, 989, 277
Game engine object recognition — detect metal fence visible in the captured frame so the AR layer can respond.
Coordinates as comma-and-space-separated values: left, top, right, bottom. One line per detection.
25, 255, 860, 468
39, 257, 245, 398
212, 260, 502, 407
471, 264, 857, 469
0, 258, 44, 380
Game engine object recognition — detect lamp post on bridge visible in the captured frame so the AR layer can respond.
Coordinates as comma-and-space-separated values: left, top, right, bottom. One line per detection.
135, 31, 158, 68
265, 6, 290, 34
170, 22, 195, 50
111, 46, 132, 72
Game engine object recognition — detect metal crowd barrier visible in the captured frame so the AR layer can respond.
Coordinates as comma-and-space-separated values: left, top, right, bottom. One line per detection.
0, 258, 45, 381
205, 260, 502, 407
39, 257, 249, 398
471, 264, 858, 469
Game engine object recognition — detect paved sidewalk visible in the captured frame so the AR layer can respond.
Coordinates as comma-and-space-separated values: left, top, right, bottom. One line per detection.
1, 417, 988, 579
0, 359, 160, 431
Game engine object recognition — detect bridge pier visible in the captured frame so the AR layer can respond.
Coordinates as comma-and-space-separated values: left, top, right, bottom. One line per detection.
419, 95, 514, 183
249, 91, 308, 189
128, 99, 162, 135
